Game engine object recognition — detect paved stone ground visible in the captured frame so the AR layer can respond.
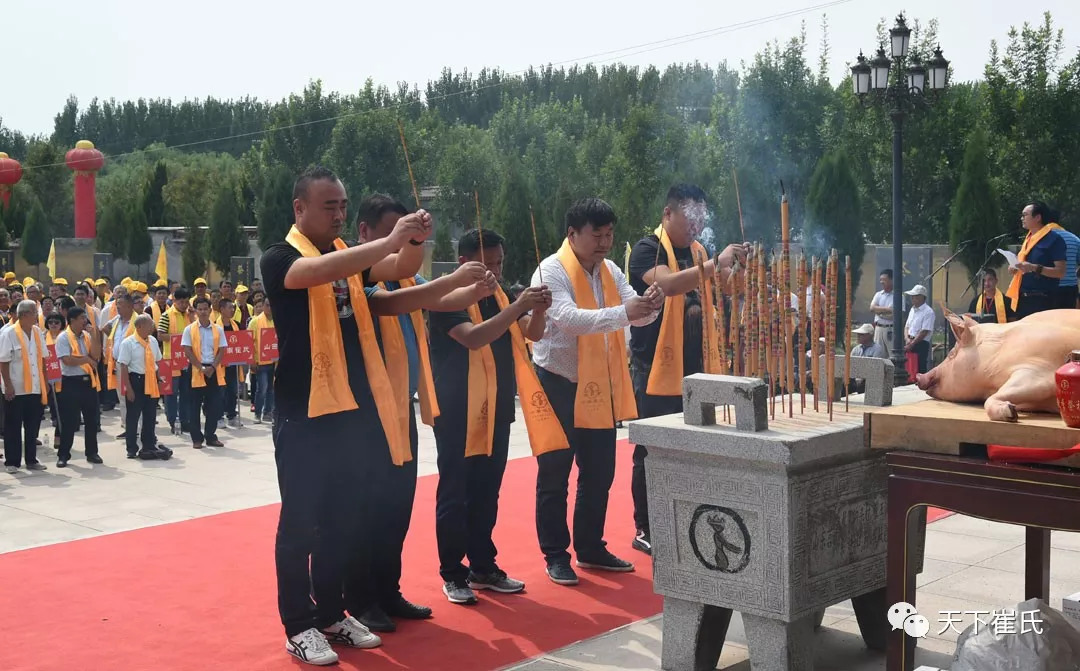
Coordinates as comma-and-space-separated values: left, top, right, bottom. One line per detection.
3, 402, 1080, 670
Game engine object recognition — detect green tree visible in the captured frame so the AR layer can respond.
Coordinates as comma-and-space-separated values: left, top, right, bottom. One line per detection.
949, 128, 1002, 281
257, 166, 295, 249
205, 185, 248, 275
22, 140, 72, 236
21, 197, 51, 272
96, 199, 128, 257
143, 161, 168, 227
489, 157, 537, 284
182, 225, 207, 285
805, 150, 865, 328
432, 223, 454, 262
126, 201, 154, 273
0, 202, 9, 249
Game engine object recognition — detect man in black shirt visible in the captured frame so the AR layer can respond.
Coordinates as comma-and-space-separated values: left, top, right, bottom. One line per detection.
261, 166, 431, 666
627, 184, 746, 556
428, 229, 550, 606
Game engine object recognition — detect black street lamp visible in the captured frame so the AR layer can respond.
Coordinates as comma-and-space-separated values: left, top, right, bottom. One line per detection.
851, 14, 949, 385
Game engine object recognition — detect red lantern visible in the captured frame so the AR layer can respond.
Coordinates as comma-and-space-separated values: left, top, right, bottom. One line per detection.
65, 140, 105, 238
0, 152, 22, 209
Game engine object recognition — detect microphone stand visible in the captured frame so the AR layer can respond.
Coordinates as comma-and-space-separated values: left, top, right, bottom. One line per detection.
961, 232, 1017, 304
923, 241, 973, 349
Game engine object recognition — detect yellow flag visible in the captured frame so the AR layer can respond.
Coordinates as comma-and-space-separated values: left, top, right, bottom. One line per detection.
623, 242, 632, 277
46, 240, 56, 279
155, 239, 168, 281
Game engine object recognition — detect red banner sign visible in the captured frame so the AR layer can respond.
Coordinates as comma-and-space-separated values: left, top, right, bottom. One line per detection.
158, 359, 173, 396
223, 329, 254, 367
259, 328, 278, 363
45, 344, 61, 382
170, 334, 189, 370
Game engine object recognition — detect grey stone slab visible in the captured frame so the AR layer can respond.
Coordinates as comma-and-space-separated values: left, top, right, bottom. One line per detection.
818, 354, 895, 407
682, 374, 769, 431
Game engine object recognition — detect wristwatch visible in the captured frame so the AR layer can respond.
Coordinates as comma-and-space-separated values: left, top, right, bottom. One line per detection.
1035, 265, 1044, 275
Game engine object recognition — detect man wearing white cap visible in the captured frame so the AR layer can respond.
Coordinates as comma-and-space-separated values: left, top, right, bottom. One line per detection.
850, 323, 888, 359
903, 284, 935, 374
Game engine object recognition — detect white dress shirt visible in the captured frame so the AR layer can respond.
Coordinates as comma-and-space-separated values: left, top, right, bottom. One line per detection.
105, 315, 135, 361
905, 303, 935, 338
529, 251, 658, 382
181, 321, 227, 364
0, 323, 43, 395
871, 290, 894, 326
117, 334, 162, 375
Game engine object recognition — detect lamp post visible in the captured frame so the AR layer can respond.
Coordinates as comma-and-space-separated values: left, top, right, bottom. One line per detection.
851, 14, 949, 386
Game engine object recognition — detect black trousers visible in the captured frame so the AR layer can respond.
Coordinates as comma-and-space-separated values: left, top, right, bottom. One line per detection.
1055, 286, 1079, 310
1015, 291, 1054, 320
274, 409, 368, 637
4, 394, 44, 467
125, 373, 159, 455
188, 375, 223, 443
223, 366, 239, 419
910, 339, 931, 374
535, 366, 617, 566
630, 363, 683, 533
345, 409, 418, 612
434, 415, 511, 583
58, 376, 99, 460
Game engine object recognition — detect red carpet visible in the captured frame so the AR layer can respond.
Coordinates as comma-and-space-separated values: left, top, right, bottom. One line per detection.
0, 439, 956, 671
0, 440, 659, 671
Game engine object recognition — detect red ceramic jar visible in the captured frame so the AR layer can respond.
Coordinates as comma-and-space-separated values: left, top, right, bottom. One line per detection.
1055, 350, 1080, 428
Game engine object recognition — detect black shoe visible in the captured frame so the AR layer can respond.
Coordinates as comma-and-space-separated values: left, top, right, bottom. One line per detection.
576, 551, 635, 573
383, 596, 432, 620
632, 529, 652, 556
357, 605, 396, 633
468, 569, 525, 594
127, 452, 138, 459
86, 454, 104, 464
442, 581, 478, 605
206, 438, 225, 448
137, 449, 162, 460
57, 459, 68, 468
545, 562, 579, 586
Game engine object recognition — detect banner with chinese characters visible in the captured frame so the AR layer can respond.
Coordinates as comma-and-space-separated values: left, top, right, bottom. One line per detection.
260, 328, 278, 362
45, 344, 62, 382
223, 329, 254, 366
170, 334, 189, 370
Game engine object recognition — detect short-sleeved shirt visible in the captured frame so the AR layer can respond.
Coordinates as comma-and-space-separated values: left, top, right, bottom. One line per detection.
429, 295, 517, 426
870, 290, 894, 326
1021, 229, 1067, 293
53, 330, 92, 377
1056, 228, 1080, 288
0, 323, 43, 395
627, 234, 704, 375
905, 303, 935, 338
117, 334, 162, 375
180, 321, 227, 364
261, 242, 374, 421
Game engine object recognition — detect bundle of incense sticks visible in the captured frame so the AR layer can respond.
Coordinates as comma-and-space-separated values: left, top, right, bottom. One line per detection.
827, 250, 838, 420
730, 262, 742, 377
811, 259, 821, 413
845, 255, 853, 412
797, 254, 807, 413
774, 253, 785, 414
781, 246, 794, 418
757, 246, 767, 380
712, 262, 729, 376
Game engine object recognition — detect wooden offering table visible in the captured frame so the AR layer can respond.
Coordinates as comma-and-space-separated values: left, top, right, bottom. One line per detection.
865, 399, 1080, 671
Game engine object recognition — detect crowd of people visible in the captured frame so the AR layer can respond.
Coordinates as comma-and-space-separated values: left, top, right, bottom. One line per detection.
0, 272, 277, 470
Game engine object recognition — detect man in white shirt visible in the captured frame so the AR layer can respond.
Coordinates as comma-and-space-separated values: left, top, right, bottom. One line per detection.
54, 306, 103, 467
181, 296, 228, 448
904, 284, 935, 374
0, 300, 48, 472
869, 269, 895, 353
530, 197, 663, 586
118, 314, 170, 460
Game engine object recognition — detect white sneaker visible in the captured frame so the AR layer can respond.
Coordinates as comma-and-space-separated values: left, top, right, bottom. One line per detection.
322, 616, 382, 649
217, 418, 226, 430
286, 628, 338, 666
228, 417, 243, 428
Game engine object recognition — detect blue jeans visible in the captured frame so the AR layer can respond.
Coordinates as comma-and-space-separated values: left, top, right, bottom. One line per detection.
255, 366, 275, 417
165, 368, 192, 431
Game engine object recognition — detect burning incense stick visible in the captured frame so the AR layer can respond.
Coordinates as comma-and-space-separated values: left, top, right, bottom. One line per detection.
474, 190, 485, 265
845, 255, 852, 413
397, 118, 422, 210
733, 169, 747, 243
529, 205, 543, 284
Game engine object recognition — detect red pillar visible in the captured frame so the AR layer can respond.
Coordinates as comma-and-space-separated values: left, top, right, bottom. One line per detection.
0, 152, 21, 210
65, 140, 105, 239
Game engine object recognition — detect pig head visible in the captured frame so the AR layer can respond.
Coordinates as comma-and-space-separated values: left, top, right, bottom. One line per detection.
916, 309, 1080, 422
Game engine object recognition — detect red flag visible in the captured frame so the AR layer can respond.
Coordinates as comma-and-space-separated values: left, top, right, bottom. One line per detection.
223, 329, 254, 366
45, 344, 62, 382
170, 334, 189, 370
260, 328, 278, 363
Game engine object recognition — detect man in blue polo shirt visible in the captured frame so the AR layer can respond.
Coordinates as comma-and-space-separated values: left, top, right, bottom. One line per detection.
1011, 201, 1068, 319
1054, 220, 1080, 309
